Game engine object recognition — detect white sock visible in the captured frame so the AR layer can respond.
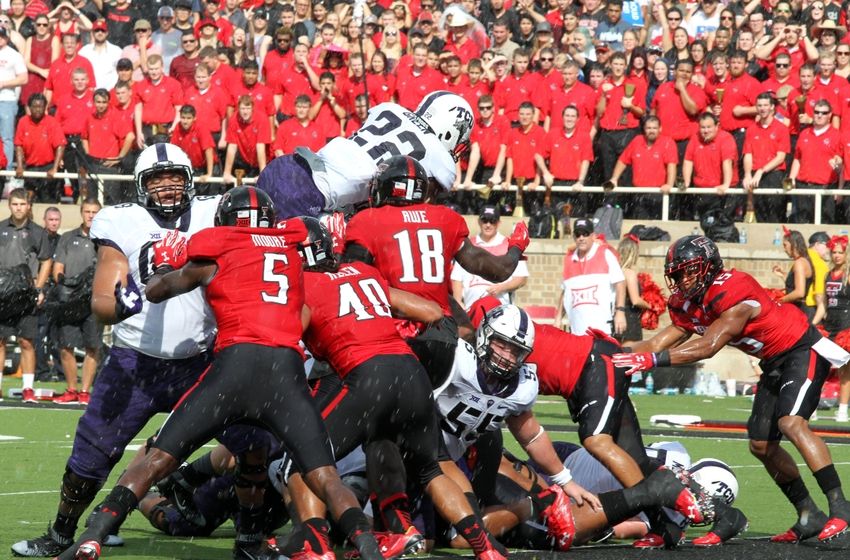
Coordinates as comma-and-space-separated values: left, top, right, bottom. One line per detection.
22, 373, 34, 390
839, 404, 848, 416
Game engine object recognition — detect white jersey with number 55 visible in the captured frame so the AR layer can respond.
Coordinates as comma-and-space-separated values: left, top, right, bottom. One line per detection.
436, 340, 539, 461
90, 197, 219, 359
315, 103, 456, 209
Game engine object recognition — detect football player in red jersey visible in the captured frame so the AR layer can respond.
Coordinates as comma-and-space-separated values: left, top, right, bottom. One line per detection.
283, 218, 509, 560
613, 235, 850, 544
60, 188, 385, 560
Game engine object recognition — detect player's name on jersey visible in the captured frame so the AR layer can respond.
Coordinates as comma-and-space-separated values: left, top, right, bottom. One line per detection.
251, 234, 290, 248
402, 210, 430, 223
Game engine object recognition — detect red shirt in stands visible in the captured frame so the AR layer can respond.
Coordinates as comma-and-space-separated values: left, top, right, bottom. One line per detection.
273, 118, 326, 155
651, 81, 708, 141
54, 90, 94, 136
303, 261, 415, 377
274, 65, 315, 116
795, 125, 842, 185
394, 65, 443, 110
493, 72, 542, 122
345, 203, 469, 317
598, 76, 647, 130
369, 72, 397, 104
169, 54, 203, 90
447, 36, 481, 65
133, 75, 183, 125
338, 74, 381, 114
170, 122, 217, 168
619, 134, 678, 186
209, 62, 238, 100
685, 129, 739, 187
230, 81, 276, 119
226, 113, 271, 167
669, 269, 809, 359
187, 221, 308, 353
544, 125, 593, 181
507, 123, 547, 179
263, 48, 294, 90
44, 55, 95, 102
743, 118, 790, 172
14, 115, 66, 166
547, 80, 597, 131
471, 114, 511, 167
716, 73, 762, 132
184, 86, 230, 134
82, 110, 131, 159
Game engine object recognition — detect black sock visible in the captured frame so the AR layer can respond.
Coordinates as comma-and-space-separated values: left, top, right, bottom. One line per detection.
599, 490, 639, 525
379, 493, 413, 533
86, 486, 138, 541
777, 477, 821, 517
455, 514, 506, 556
813, 465, 846, 507
237, 503, 265, 537
52, 514, 77, 541
302, 517, 332, 553
181, 453, 215, 487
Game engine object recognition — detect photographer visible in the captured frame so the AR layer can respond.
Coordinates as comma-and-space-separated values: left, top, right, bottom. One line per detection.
50, 199, 102, 406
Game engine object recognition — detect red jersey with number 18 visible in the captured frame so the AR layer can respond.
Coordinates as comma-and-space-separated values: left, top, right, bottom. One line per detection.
303, 261, 415, 377
667, 269, 809, 359
345, 204, 469, 315
187, 221, 308, 353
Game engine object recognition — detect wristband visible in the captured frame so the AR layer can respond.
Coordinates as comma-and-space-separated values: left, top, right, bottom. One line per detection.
654, 350, 671, 368
615, 306, 627, 312
550, 468, 573, 487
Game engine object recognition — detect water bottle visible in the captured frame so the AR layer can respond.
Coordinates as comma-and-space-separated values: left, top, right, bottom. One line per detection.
774, 227, 782, 246
740, 227, 747, 244
661, 387, 679, 395
645, 372, 655, 394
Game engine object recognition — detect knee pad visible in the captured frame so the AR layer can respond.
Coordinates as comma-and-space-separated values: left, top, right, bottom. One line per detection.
61, 467, 103, 508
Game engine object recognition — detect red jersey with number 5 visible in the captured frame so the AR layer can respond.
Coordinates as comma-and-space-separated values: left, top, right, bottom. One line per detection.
667, 269, 809, 359
345, 204, 469, 316
303, 261, 415, 377
188, 221, 308, 353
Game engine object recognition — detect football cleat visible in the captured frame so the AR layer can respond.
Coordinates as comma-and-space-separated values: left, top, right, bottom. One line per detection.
474, 550, 507, 560
345, 527, 424, 560
10, 526, 71, 557
632, 533, 664, 549
78, 392, 90, 406
22, 388, 37, 404
74, 540, 101, 560
541, 485, 575, 551
818, 517, 849, 541
674, 487, 704, 525
53, 390, 79, 405
770, 511, 827, 544
293, 543, 336, 560
692, 504, 748, 547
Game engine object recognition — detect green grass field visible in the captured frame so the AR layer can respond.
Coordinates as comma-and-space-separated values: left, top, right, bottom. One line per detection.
2, 386, 850, 558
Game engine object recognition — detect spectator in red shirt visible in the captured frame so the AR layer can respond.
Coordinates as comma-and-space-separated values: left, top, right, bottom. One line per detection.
343, 93, 368, 136
183, 63, 230, 150
274, 42, 320, 121
718, 50, 761, 174
109, 80, 135, 137
651, 59, 708, 161
230, 59, 277, 137
445, 11, 481, 66
682, 112, 738, 220
540, 104, 594, 212
789, 99, 843, 224
596, 51, 646, 184
545, 59, 597, 132
44, 33, 95, 107
309, 71, 345, 140
493, 48, 543, 123
54, 67, 94, 201
263, 27, 295, 90
461, 94, 509, 213
170, 104, 218, 191
394, 43, 443, 110
169, 31, 202, 90
81, 88, 135, 204
338, 52, 380, 113
133, 54, 183, 148
754, 19, 818, 79
608, 115, 678, 219
273, 94, 325, 156
223, 95, 270, 185
15, 93, 66, 202
505, 101, 548, 212
743, 92, 791, 223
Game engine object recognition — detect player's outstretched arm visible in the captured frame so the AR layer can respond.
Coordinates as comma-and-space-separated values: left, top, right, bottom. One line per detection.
389, 287, 443, 324
628, 323, 691, 353
91, 244, 131, 324
455, 226, 527, 283
146, 261, 217, 303
660, 302, 755, 364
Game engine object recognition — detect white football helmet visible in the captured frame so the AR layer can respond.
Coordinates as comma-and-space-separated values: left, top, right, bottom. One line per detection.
690, 458, 738, 505
134, 143, 195, 216
415, 91, 474, 162
475, 304, 535, 380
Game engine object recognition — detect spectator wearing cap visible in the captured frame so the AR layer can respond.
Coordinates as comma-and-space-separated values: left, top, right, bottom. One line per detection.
100, 0, 142, 48
479, 0, 519, 38
789, 99, 842, 224
742, 92, 790, 223
451, 204, 530, 310
446, 10, 481, 66
82, 88, 135, 203
0, 25, 26, 174
79, 20, 122, 89
196, 16, 221, 49
607, 115, 677, 219
651, 58, 708, 160
808, 231, 831, 324
463, 94, 509, 212
556, 217, 627, 335
44, 33, 94, 107
247, 7, 274, 68
121, 19, 162, 82
595, 51, 646, 184
15, 94, 66, 202
184, 63, 230, 151
132, 53, 183, 148
416, 10, 446, 53
394, 42, 442, 109
489, 19, 518, 66
493, 48, 542, 123
545, 59, 596, 133
595, 0, 631, 51
152, 6, 183, 74
195, 0, 234, 46
169, 31, 202, 89
681, 112, 738, 220
173, 0, 195, 34
540, 104, 594, 213
504, 100, 547, 212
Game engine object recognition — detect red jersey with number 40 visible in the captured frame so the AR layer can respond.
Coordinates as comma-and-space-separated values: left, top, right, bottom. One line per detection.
345, 204, 469, 315
668, 269, 809, 359
188, 222, 307, 353
303, 261, 415, 377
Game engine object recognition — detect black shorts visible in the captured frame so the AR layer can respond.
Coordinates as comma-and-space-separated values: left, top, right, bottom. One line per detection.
56, 314, 102, 350
314, 353, 444, 488
0, 312, 37, 340
748, 328, 833, 441
567, 340, 631, 441
154, 343, 335, 474
407, 316, 459, 389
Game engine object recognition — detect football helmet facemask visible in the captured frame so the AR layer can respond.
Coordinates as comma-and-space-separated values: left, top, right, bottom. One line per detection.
134, 143, 195, 217
475, 304, 535, 380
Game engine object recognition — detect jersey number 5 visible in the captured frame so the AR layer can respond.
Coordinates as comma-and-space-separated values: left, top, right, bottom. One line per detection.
394, 229, 445, 284
261, 253, 289, 304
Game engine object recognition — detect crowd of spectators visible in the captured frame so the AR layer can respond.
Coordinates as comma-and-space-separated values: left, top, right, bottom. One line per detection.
4, 0, 850, 221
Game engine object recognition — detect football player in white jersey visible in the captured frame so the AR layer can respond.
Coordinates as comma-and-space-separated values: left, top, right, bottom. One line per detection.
256, 90, 473, 218
11, 144, 224, 559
